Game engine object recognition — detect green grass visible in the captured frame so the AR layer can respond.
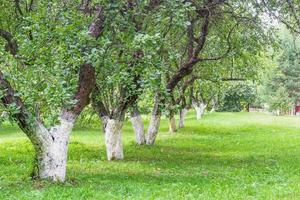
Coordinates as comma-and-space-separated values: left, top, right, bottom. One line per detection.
1, 112, 300, 199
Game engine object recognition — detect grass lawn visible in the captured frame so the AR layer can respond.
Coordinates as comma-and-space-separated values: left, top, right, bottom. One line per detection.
1, 112, 300, 199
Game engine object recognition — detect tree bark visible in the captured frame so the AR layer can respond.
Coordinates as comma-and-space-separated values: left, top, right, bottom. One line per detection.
146, 113, 161, 145
130, 107, 145, 145
101, 116, 109, 133
169, 115, 177, 133
210, 98, 217, 113
104, 119, 124, 161
193, 101, 207, 120
34, 112, 75, 181
179, 108, 188, 128
146, 95, 161, 145
195, 106, 202, 120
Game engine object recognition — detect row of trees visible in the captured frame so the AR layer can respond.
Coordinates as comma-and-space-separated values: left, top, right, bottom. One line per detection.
0, 0, 298, 182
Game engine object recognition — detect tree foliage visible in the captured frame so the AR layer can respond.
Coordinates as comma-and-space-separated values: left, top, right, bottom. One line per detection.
259, 29, 300, 114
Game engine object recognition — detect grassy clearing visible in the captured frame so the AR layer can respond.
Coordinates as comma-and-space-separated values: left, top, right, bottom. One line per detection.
1, 112, 300, 199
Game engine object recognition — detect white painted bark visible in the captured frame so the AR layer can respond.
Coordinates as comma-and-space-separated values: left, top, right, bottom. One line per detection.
34, 113, 75, 182
146, 94, 161, 145
146, 114, 161, 145
202, 103, 207, 115
169, 116, 177, 133
210, 99, 216, 113
193, 101, 207, 120
179, 108, 188, 128
130, 113, 145, 145
101, 116, 109, 133
0, 111, 8, 118
104, 119, 124, 161
195, 106, 202, 120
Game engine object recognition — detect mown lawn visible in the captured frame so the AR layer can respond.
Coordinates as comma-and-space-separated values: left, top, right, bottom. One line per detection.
1, 112, 300, 199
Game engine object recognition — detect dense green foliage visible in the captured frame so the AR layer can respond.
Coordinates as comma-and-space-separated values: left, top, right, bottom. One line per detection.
0, 0, 270, 122
259, 29, 300, 114
218, 82, 257, 112
0, 1, 93, 125
1, 112, 300, 199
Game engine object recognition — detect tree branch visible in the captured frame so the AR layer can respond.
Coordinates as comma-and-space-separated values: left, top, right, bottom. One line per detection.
199, 22, 238, 61
64, 64, 95, 119
193, 10, 210, 57
0, 70, 33, 134
88, 6, 105, 39
261, 0, 300, 34
0, 29, 18, 56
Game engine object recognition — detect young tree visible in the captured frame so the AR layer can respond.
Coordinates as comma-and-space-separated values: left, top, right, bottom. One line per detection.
191, 80, 219, 119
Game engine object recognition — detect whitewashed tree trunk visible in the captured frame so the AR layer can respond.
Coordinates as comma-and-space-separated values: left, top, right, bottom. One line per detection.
179, 108, 188, 128
130, 111, 145, 145
193, 101, 207, 120
202, 103, 207, 116
276, 109, 280, 116
36, 135, 69, 181
195, 106, 202, 120
101, 116, 109, 133
146, 114, 161, 145
104, 119, 124, 161
210, 99, 216, 113
169, 115, 177, 133
34, 112, 75, 182
146, 94, 161, 145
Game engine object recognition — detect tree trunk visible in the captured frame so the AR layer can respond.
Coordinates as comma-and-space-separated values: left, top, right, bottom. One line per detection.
146, 113, 161, 145
179, 108, 188, 128
130, 108, 145, 145
169, 115, 177, 133
201, 103, 207, 117
146, 95, 161, 145
104, 119, 124, 161
101, 116, 109, 133
195, 106, 202, 120
210, 98, 217, 113
33, 113, 75, 182
193, 101, 207, 120
35, 133, 70, 181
